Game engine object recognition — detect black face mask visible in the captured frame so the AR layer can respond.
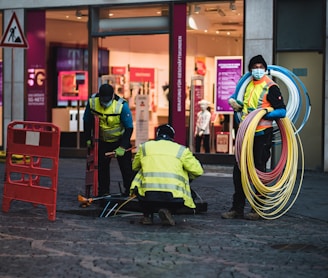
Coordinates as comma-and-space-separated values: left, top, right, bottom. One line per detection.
100, 95, 114, 108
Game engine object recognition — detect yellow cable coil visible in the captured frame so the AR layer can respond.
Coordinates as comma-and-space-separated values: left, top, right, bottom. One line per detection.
239, 109, 304, 219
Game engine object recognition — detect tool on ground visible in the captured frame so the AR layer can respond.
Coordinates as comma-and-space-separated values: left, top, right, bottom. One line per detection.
77, 194, 112, 206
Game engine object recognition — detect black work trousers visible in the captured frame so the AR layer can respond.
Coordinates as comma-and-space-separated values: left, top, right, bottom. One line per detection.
98, 140, 133, 196
232, 128, 273, 213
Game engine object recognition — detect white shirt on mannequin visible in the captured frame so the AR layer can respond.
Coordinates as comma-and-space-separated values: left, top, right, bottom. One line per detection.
195, 100, 211, 136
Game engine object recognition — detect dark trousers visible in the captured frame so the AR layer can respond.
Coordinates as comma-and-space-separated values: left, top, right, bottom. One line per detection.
98, 140, 133, 196
232, 128, 273, 212
136, 191, 185, 217
195, 134, 210, 153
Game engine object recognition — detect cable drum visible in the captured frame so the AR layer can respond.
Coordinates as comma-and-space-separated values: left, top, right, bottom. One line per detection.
236, 108, 304, 219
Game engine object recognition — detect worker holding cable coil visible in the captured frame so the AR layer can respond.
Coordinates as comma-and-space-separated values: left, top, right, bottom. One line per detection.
221, 55, 286, 220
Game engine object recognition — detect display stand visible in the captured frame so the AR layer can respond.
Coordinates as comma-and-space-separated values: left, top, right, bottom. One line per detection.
189, 75, 204, 152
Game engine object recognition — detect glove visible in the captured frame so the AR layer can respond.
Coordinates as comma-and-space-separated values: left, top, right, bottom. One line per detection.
198, 130, 204, 136
264, 108, 285, 120
86, 140, 92, 148
115, 146, 126, 157
228, 98, 243, 112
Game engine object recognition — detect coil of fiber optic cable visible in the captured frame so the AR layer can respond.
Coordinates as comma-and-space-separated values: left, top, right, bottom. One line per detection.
232, 65, 311, 137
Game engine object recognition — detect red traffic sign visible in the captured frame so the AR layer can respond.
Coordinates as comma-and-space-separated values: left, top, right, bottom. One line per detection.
0, 12, 28, 48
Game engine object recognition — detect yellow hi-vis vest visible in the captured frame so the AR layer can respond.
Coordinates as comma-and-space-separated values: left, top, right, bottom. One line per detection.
131, 140, 204, 209
89, 96, 125, 142
242, 75, 277, 132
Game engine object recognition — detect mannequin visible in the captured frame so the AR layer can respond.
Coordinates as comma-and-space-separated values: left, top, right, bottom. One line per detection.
195, 99, 212, 153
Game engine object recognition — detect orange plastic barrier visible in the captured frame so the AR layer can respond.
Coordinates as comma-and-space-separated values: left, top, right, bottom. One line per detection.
2, 121, 61, 221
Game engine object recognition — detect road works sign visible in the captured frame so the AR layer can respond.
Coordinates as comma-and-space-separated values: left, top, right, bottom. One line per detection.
0, 12, 28, 48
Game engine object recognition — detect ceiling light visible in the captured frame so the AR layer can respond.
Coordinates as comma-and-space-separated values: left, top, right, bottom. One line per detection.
75, 10, 87, 19
218, 9, 226, 16
76, 10, 82, 19
188, 14, 210, 30
230, 1, 236, 11
194, 5, 201, 14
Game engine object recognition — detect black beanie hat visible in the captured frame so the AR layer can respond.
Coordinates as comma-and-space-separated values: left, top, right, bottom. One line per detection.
99, 84, 114, 101
156, 124, 175, 140
248, 55, 267, 72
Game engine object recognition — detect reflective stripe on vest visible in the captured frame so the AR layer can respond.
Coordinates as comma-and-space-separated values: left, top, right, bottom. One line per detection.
139, 143, 191, 197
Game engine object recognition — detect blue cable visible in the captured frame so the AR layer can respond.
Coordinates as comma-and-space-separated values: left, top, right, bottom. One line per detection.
231, 65, 311, 135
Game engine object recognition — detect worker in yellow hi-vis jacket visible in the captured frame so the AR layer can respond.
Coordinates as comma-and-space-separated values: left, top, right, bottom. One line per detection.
131, 124, 204, 226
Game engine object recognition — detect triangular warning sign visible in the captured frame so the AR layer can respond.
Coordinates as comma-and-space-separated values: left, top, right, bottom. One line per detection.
0, 12, 28, 48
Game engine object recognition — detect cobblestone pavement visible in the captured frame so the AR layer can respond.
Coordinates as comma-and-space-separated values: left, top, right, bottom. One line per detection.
0, 158, 327, 278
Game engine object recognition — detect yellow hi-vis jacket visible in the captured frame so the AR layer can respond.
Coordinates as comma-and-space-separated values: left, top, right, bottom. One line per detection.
131, 139, 204, 208
242, 75, 277, 132
89, 96, 125, 142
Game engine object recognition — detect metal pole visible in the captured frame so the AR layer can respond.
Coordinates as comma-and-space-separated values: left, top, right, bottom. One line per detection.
11, 48, 14, 121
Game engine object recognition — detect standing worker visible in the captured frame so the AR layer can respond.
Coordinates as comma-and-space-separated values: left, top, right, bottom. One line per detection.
83, 84, 134, 198
195, 99, 212, 153
221, 55, 286, 220
131, 124, 204, 226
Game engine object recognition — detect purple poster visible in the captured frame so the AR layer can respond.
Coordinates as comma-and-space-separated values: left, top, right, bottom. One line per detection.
26, 10, 46, 121
215, 57, 243, 113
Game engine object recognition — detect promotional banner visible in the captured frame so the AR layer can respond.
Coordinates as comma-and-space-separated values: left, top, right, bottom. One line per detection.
26, 10, 47, 121
57, 71, 88, 101
170, 3, 187, 145
135, 94, 149, 148
215, 56, 243, 113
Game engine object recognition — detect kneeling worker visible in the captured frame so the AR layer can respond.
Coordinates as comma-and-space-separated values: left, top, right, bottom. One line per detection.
130, 124, 204, 226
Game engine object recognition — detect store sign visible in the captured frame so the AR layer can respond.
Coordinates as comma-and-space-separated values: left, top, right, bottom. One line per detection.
26, 10, 46, 121
111, 66, 126, 75
171, 3, 187, 145
130, 67, 154, 83
215, 56, 243, 113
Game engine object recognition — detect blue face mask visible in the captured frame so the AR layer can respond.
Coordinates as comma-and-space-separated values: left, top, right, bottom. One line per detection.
252, 68, 265, 80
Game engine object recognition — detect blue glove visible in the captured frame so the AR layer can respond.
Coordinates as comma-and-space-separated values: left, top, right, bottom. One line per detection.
264, 108, 286, 120
115, 147, 126, 157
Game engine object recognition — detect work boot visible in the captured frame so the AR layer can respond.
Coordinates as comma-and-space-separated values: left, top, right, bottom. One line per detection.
244, 209, 260, 220
221, 209, 244, 219
158, 208, 175, 226
139, 216, 153, 225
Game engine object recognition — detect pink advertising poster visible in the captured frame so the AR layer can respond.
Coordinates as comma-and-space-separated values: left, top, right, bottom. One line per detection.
58, 71, 88, 101
215, 56, 243, 113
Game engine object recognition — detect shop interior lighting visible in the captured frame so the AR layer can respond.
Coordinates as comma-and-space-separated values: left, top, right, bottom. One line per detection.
194, 5, 201, 14
188, 14, 210, 30
218, 9, 226, 16
75, 10, 87, 19
230, 1, 236, 11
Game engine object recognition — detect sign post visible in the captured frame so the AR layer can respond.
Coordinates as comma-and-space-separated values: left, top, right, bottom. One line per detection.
0, 11, 28, 125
